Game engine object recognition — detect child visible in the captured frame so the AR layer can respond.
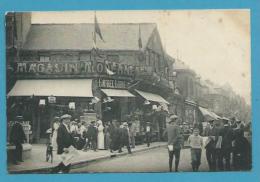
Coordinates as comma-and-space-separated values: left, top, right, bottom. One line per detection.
188, 127, 203, 172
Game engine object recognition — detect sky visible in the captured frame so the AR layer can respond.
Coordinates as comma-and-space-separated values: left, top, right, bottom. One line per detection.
31, 10, 251, 105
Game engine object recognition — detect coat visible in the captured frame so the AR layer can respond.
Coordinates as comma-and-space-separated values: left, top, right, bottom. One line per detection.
204, 125, 220, 150
220, 125, 234, 151
57, 124, 75, 155
120, 127, 130, 146
87, 125, 97, 141
9, 122, 26, 144
164, 124, 183, 149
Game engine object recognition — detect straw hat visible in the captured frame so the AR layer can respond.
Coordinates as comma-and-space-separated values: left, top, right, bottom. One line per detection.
60, 114, 72, 120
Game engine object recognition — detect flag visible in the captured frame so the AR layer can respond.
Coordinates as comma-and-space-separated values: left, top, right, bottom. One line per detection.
138, 24, 142, 49
94, 13, 105, 42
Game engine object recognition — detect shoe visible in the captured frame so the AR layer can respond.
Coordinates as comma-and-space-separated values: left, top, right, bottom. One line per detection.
19, 160, 24, 162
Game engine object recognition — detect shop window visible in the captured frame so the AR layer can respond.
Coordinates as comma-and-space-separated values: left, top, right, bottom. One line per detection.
39, 56, 50, 62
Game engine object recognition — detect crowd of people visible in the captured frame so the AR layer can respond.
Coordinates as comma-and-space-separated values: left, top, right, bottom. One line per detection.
49, 115, 141, 155
48, 114, 143, 173
164, 115, 251, 172
8, 113, 251, 173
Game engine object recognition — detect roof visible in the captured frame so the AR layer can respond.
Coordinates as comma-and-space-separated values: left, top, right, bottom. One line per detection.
22, 23, 157, 51
174, 59, 190, 70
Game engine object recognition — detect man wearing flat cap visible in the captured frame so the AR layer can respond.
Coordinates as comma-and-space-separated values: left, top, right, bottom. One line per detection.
9, 116, 26, 164
57, 114, 75, 155
164, 114, 183, 172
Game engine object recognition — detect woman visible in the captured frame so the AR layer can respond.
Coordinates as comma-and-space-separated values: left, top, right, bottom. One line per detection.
51, 117, 60, 151
97, 120, 105, 149
104, 123, 111, 150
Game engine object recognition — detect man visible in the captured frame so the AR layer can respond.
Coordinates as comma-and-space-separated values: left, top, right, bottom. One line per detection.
204, 120, 219, 171
164, 115, 183, 172
9, 116, 26, 165
87, 121, 98, 151
233, 127, 251, 170
57, 114, 75, 155
219, 118, 234, 171
230, 117, 237, 129
120, 122, 132, 154
145, 122, 152, 147
128, 121, 137, 148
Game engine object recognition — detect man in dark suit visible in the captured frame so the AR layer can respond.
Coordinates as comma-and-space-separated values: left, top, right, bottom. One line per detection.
56, 114, 75, 155
9, 116, 26, 165
219, 118, 234, 171
204, 120, 220, 171
145, 122, 152, 147
87, 121, 98, 151
119, 122, 132, 154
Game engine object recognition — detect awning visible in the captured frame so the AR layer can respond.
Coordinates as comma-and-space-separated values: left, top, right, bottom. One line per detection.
135, 89, 169, 104
199, 107, 221, 121
101, 89, 135, 97
8, 79, 93, 97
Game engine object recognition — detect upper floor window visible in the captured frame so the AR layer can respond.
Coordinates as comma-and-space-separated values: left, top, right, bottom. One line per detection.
39, 56, 50, 62
107, 55, 119, 63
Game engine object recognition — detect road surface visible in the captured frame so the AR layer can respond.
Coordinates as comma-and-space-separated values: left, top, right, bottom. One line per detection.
71, 146, 209, 173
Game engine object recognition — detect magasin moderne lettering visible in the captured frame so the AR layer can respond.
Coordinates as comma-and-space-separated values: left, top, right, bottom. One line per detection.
15, 61, 137, 76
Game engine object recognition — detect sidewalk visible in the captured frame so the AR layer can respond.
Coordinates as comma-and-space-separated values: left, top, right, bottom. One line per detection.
8, 142, 167, 174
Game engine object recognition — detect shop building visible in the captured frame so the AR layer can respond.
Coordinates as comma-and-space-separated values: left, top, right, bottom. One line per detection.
7, 15, 174, 143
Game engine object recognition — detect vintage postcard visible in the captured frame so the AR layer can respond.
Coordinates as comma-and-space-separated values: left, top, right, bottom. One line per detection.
6, 10, 251, 174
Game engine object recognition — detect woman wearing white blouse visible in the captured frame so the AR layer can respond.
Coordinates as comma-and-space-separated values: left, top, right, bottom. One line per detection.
97, 120, 105, 149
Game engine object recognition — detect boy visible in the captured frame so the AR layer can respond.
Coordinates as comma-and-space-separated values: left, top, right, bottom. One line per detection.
188, 127, 203, 172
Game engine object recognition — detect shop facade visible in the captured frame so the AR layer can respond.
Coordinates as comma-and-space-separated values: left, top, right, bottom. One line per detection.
7, 23, 174, 143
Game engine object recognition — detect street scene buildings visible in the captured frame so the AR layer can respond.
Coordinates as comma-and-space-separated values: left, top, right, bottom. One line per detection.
6, 11, 251, 173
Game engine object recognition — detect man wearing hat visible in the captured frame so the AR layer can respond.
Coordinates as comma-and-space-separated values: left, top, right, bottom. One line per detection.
164, 114, 183, 172
204, 119, 220, 171
119, 122, 132, 154
57, 114, 75, 155
9, 116, 26, 165
217, 117, 234, 171
86, 121, 98, 151
145, 122, 152, 147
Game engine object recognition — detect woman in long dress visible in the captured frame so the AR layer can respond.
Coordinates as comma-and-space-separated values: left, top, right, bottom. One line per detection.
97, 120, 105, 149
51, 118, 60, 151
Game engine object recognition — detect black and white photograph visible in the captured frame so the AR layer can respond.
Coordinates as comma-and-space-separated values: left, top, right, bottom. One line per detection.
6, 10, 252, 174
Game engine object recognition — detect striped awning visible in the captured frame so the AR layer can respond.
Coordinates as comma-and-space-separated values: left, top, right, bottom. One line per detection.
199, 107, 221, 121
101, 89, 135, 97
135, 89, 169, 104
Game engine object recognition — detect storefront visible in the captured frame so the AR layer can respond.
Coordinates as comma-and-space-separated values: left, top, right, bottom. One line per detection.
7, 59, 171, 143
7, 22, 174, 143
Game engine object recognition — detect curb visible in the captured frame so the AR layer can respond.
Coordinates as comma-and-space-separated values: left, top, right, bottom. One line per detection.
9, 143, 168, 174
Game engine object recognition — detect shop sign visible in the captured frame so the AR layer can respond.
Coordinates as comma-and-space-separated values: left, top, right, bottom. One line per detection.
97, 79, 127, 89
15, 61, 137, 77
48, 96, 56, 103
